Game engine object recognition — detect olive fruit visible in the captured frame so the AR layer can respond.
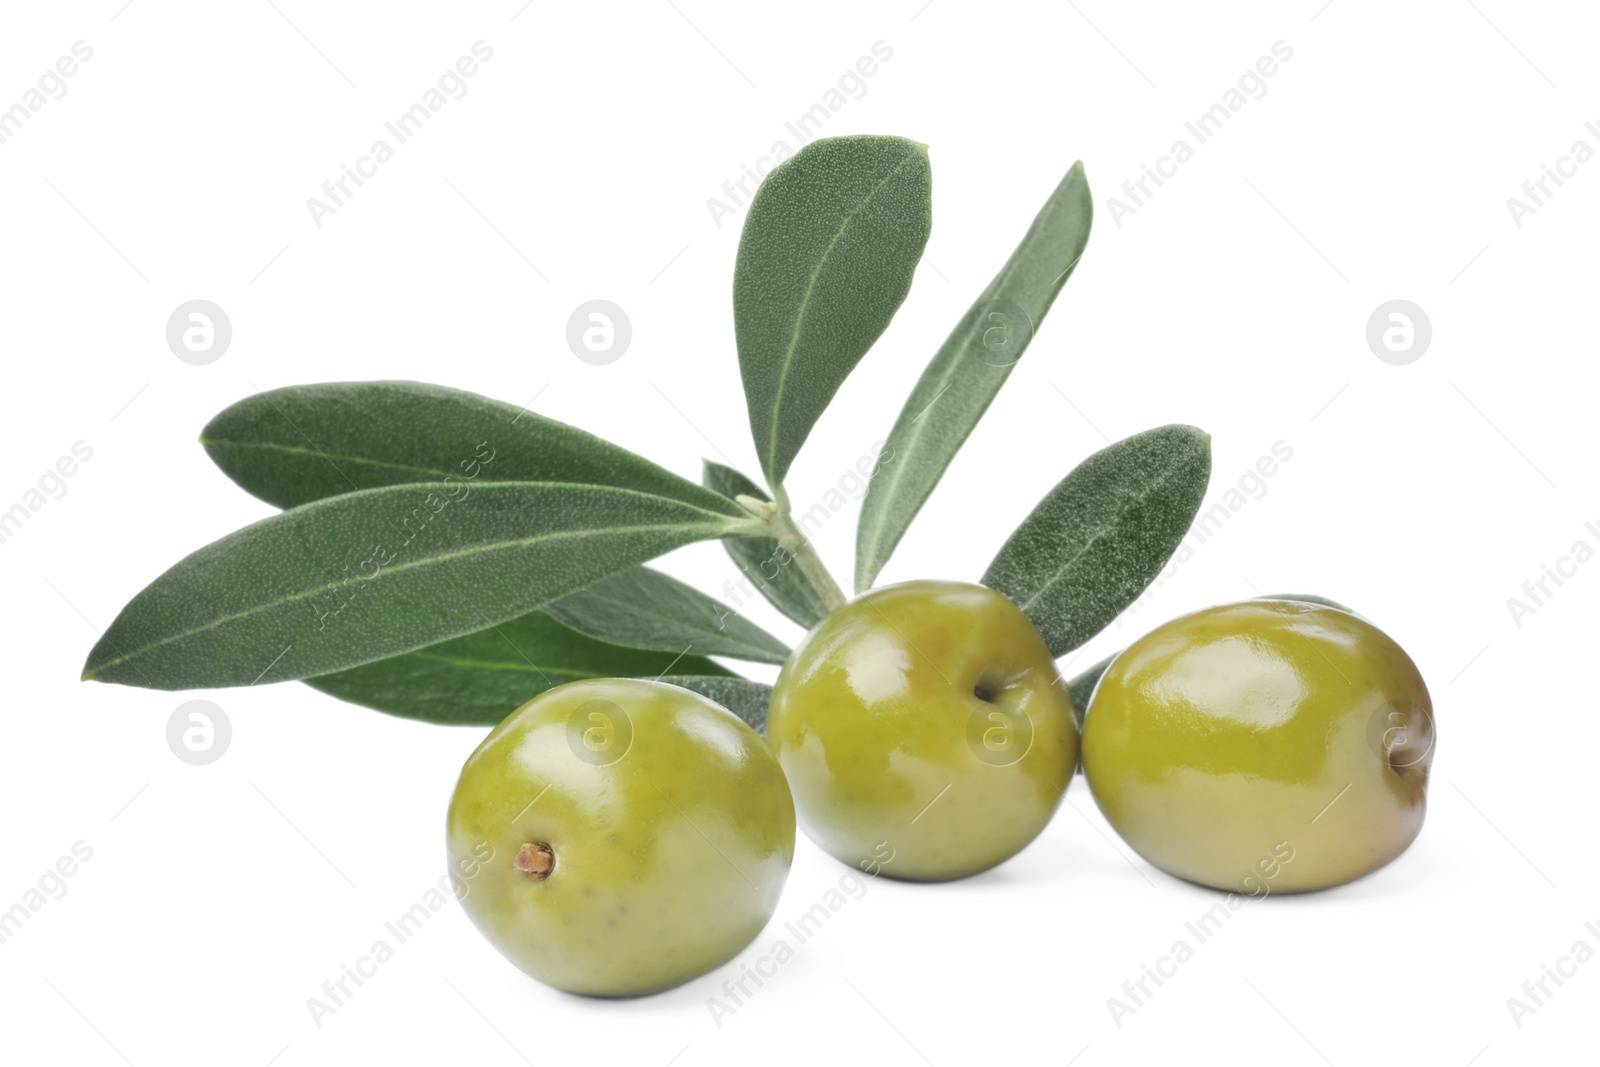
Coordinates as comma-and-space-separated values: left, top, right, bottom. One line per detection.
768, 580, 1078, 881
446, 678, 795, 996
1082, 599, 1434, 893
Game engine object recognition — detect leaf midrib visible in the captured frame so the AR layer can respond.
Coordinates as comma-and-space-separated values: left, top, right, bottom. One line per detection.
858, 174, 1089, 583
405, 652, 602, 676
86, 517, 732, 677
984, 171, 1080, 304
764, 148, 925, 479
857, 346, 973, 582
201, 437, 460, 482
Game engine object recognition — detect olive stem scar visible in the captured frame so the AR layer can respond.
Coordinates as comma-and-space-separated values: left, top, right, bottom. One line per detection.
514, 843, 554, 879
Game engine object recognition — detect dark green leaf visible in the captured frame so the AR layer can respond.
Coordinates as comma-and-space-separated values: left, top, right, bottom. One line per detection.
201, 380, 739, 517
702, 460, 828, 629
82, 482, 746, 689
856, 162, 1092, 590
664, 675, 774, 738
305, 610, 732, 726
982, 425, 1212, 656
735, 135, 933, 487
544, 565, 790, 665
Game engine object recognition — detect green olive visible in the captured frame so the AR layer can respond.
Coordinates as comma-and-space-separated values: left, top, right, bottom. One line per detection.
768, 580, 1078, 882
446, 678, 795, 996
1082, 599, 1434, 893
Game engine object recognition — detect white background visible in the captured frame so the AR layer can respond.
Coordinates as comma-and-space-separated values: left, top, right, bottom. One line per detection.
1, 1, 1594, 1064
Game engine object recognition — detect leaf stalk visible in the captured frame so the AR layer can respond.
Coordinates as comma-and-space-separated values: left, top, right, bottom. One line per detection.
769, 509, 848, 612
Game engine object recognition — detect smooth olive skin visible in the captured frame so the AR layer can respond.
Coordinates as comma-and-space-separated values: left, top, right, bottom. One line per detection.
768, 580, 1078, 882
1083, 600, 1434, 893
446, 679, 795, 997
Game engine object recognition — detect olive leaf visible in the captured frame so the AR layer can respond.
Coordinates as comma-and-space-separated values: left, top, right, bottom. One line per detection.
201, 380, 738, 517
662, 675, 774, 738
702, 460, 828, 629
856, 161, 1093, 591
735, 135, 933, 488
82, 482, 749, 689
305, 610, 734, 726
545, 565, 790, 665
982, 425, 1212, 656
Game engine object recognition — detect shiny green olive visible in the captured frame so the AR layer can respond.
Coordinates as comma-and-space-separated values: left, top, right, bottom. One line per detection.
768, 580, 1078, 882
446, 678, 795, 996
1082, 599, 1434, 893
